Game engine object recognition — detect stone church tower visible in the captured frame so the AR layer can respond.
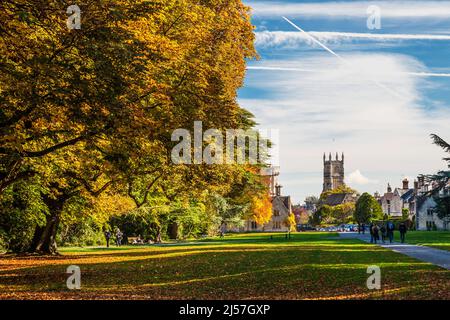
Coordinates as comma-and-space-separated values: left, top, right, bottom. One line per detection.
323, 152, 345, 192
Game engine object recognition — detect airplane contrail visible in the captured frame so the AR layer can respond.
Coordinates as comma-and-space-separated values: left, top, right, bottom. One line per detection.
247, 66, 450, 78
255, 31, 450, 43
281, 16, 406, 99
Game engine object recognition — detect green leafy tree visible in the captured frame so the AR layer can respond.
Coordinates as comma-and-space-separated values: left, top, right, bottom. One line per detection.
319, 185, 358, 202
333, 203, 356, 225
312, 205, 332, 225
427, 134, 450, 220
354, 192, 383, 224
402, 208, 409, 220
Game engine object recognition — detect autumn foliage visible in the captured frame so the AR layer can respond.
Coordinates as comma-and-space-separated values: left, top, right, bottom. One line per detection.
0, 0, 269, 253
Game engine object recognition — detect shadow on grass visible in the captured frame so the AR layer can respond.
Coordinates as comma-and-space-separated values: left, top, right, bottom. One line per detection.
2, 232, 449, 300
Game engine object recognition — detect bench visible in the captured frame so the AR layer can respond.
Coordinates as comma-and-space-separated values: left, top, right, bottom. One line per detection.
128, 237, 144, 245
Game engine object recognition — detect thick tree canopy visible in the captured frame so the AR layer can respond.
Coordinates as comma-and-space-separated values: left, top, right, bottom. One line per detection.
354, 192, 383, 224
0, 0, 268, 253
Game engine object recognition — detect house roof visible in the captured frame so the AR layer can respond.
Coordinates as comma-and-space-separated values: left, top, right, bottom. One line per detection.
324, 193, 347, 206
272, 195, 292, 212
381, 192, 394, 201
400, 189, 415, 202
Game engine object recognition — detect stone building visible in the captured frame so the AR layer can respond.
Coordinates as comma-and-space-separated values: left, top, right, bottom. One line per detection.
238, 167, 293, 232
414, 177, 450, 231
323, 193, 357, 206
377, 176, 450, 230
379, 182, 407, 217
244, 184, 292, 232
323, 152, 345, 192
321, 152, 357, 206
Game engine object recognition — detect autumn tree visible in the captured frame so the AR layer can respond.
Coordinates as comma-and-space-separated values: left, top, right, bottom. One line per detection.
284, 212, 296, 232
0, 0, 261, 253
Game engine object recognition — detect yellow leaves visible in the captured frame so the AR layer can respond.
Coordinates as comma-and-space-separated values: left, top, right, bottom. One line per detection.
284, 213, 297, 232
91, 193, 136, 221
250, 193, 272, 225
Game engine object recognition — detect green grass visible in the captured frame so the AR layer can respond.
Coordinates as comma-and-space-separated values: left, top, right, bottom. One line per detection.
403, 231, 450, 251
1, 232, 449, 300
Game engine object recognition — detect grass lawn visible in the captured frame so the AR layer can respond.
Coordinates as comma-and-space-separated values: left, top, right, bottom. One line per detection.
1, 232, 449, 300
403, 231, 450, 251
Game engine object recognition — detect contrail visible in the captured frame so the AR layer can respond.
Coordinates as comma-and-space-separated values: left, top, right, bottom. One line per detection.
255, 31, 450, 43
281, 16, 405, 99
282, 17, 345, 62
247, 66, 450, 78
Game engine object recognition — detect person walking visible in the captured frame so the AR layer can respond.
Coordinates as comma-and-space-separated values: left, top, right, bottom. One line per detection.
369, 222, 374, 243
362, 223, 366, 234
399, 222, 407, 243
372, 224, 380, 244
380, 224, 387, 244
115, 228, 123, 247
105, 230, 111, 248
387, 221, 395, 243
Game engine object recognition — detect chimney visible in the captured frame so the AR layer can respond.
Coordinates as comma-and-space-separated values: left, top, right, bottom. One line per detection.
275, 184, 282, 196
414, 180, 419, 190
418, 175, 425, 188
402, 178, 409, 190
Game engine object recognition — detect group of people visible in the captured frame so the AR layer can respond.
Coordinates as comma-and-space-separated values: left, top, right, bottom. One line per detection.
359, 222, 408, 244
104, 229, 124, 247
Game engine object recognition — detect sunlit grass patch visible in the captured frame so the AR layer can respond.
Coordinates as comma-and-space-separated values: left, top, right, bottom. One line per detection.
1, 232, 449, 300
403, 231, 450, 251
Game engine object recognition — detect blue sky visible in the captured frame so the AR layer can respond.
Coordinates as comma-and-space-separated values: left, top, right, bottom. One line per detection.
239, 0, 450, 204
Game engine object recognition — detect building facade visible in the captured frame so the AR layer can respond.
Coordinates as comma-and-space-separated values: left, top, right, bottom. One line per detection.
379, 182, 406, 217
232, 166, 293, 232
414, 178, 450, 231
245, 188, 292, 232
377, 176, 450, 230
323, 152, 345, 192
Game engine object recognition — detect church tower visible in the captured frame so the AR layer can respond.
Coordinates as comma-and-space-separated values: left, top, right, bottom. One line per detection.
323, 152, 345, 192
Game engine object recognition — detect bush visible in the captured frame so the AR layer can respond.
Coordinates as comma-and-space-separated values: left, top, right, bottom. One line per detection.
0, 181, 47, 252
57, 219, 105, 247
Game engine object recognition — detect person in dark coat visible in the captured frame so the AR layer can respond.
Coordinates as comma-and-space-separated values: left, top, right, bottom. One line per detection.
369, 223, 374, 243
399, 222, 407, 243
372, 224, 380, 244
105, 230, 111, 248
387, 221, 395, 243
362, 223, 366, 234
380, 224, 387, 244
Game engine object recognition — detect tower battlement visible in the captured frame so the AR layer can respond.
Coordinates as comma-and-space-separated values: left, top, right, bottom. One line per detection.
323, 152, 345, 192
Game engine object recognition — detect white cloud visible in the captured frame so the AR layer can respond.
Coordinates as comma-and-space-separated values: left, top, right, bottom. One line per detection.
240, 53, 450, 202
247, 65, 450, 78
248, 1, 450, 18
255, 31, 450, 49
346, 169, 378, 185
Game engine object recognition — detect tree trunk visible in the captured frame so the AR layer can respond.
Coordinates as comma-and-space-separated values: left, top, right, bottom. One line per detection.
28, 197, 64, 255
168, 222, 178, 240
